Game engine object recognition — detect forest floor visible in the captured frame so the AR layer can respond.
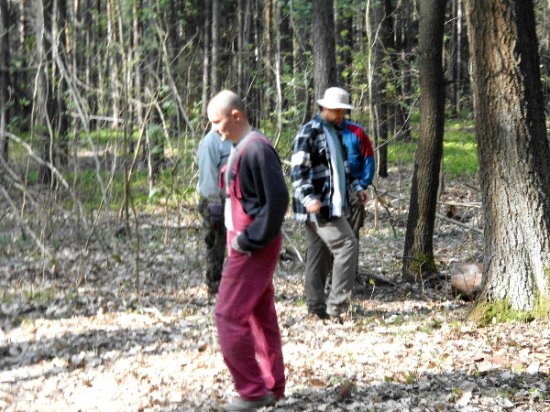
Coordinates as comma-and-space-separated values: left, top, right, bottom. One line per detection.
1, 169, 549, 412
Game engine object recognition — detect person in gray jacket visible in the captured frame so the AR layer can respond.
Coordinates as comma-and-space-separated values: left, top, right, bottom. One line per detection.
197, 129, 232, 296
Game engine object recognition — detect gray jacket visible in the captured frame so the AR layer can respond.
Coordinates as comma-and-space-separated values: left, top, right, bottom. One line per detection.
197, 130, 231, 203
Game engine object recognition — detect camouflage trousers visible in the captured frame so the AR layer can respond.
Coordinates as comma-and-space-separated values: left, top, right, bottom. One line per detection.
198, 197, 226, 295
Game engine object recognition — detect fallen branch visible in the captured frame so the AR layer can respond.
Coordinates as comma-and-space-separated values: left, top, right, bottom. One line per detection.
435, 212, 483, 235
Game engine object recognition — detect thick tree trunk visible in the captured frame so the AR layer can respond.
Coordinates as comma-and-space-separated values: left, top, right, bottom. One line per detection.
311, 0, 337, 100
402, 0, 447, 282
464, 0, 550, 311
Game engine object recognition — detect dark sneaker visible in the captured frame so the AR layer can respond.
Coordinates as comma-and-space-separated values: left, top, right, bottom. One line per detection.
222, 394, 276, 411
307, 308, 329, 320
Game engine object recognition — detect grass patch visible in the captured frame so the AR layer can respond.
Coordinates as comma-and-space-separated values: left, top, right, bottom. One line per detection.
24, 287, 56, 305
387, 117, 477, 178
444, 120, 477, 177
63, 162, 197, 213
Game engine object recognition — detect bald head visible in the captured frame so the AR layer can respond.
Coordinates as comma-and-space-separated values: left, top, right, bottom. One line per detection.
207, 90, 247, 117
207, 90, 251, 143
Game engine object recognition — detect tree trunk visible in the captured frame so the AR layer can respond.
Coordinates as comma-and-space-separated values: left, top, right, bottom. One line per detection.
402, 0, 447, 282
210, 0, 219, 95
311, 0, 337, 100
201, 0, 210, 114
55, 0, 69, 166
398, 0, 414, 142
273, 1, 283, 146
279, 0, 293, 112
464, 0, 550, 311
0, 0, 10, 160
374, 0, 389, 178
450, 0, 464, 117
107, 0, 120, 128
385, 0, 411, 143
133, 0, 143, 130
34, 0, 55, 185
335, 2, 352, 88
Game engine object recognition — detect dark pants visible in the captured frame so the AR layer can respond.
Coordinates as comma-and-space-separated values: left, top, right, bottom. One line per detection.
348, 191, 366, 240
198, 197, 226, 294
305, 217, 358, 313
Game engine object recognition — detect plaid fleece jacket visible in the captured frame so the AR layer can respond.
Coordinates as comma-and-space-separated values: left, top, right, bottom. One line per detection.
290, 115, 363, 223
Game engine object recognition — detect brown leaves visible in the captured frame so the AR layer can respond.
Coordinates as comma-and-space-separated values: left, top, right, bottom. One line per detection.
1, 183, 549, 410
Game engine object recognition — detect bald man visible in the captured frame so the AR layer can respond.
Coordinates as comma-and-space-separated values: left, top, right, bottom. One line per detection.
207, 90, 288, 411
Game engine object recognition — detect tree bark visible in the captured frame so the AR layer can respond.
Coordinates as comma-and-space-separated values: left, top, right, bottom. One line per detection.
464, 0, 550, 311
0, 0, 10, 160
397, 0, 414, 142
450, 0, 464, 117
311, 0, 337, 100
201, 0, 210, 114
34, 0, 55, 184
335, 2, 352, 88
374, 0, 389, 178
384, 0, 411, 143
402, 0, 447, 282
106, 0, 120, 128
210, 0, 219, 95
55, 0, 69, 166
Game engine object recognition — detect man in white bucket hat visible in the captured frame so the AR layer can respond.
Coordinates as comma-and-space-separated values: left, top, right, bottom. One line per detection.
290, 87, 375, 319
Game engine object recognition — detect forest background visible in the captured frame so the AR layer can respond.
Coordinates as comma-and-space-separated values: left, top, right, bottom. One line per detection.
1, 1, 550, 411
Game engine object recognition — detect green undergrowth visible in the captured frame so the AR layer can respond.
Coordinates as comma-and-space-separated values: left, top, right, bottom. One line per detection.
388, 117, 477, 178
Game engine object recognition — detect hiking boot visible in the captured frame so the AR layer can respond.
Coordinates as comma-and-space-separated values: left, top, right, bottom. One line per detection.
222, 394, 276, 411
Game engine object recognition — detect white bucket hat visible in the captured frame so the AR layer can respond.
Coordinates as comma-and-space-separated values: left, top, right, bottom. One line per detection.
317, 87, 353, 110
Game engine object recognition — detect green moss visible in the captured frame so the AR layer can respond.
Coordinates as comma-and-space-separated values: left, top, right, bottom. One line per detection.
470, 295, 549, 327
408, 252, 438, 275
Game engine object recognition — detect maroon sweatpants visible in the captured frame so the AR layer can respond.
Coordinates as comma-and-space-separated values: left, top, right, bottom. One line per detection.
214, 235, 285, 400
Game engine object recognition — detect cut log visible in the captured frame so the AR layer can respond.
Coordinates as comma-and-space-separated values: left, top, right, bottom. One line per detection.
451, 262, 482, 299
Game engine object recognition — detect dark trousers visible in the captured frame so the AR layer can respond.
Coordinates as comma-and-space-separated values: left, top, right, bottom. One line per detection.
198, 197, 226, 294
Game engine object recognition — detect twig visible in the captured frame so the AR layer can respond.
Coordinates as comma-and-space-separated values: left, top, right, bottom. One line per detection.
371, 184, 398, 238
282, 229, 304, 264
0, 185, 51, 258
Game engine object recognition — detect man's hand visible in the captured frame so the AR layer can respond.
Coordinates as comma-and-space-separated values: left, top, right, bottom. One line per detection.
305, 199, 321, 214
357, 190, 369, 204
231, 237, 251, 256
